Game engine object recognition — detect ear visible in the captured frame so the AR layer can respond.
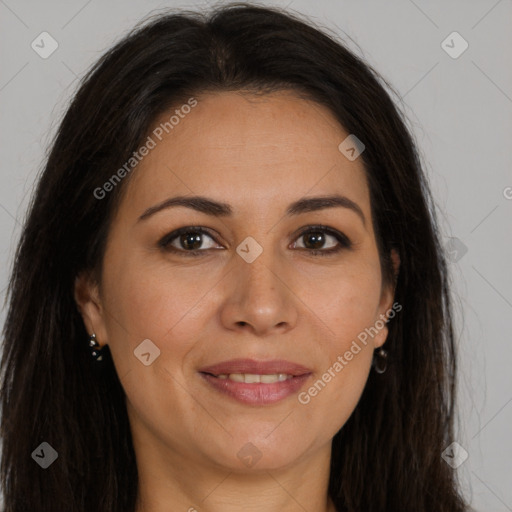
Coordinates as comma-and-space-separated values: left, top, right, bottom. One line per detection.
374, 248, 400, 348
74, 271, 109, 347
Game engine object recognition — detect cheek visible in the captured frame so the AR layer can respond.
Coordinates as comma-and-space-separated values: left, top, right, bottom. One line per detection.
307, 260, 383, 337
101, 255, 216, 375
298, 303, 376, 441
100, 261, 209, 428
106, 245, 207, 322
295, 262, 381, 428
302, 347, 372, 439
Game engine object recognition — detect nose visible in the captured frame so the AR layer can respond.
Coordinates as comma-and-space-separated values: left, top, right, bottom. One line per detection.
219, 250, 299, 337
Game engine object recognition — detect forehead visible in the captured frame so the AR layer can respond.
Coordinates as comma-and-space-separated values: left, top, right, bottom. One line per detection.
122, 90, 370, 219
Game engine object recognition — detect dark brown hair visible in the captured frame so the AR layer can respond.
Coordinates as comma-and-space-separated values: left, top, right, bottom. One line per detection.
1, 2, 469, 511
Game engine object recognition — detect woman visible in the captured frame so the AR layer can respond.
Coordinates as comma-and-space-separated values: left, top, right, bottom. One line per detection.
0, 2, 470, 511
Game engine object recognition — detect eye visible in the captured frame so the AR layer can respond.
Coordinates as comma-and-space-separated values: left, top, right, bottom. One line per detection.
158, 225, 352, 257
291, 225, 352, 256
158, 226, 221, 256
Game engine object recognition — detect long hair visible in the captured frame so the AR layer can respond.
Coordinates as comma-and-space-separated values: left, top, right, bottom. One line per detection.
0, 3, 469, 510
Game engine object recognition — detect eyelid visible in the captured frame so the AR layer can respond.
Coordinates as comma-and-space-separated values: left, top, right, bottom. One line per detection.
292, 225, 351, 247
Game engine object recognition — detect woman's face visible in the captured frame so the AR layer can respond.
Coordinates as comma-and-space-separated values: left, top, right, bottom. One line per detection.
76, 90, 398, 473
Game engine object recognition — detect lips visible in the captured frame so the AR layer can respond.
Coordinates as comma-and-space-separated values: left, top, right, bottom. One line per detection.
199, 358, 312, 376
198, 358, 313, 405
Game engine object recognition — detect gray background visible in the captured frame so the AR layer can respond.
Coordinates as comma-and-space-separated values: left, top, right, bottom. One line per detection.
1, 0, 511, 510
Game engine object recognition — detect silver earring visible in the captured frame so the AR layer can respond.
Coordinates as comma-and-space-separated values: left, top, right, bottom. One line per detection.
88, 333, 104, 361
372, 347, 388, 374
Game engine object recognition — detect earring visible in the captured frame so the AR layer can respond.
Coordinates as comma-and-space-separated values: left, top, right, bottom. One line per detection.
88, 333, 104, 361
372, 347, 388, 374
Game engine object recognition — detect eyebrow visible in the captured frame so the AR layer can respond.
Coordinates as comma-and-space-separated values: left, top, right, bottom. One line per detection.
138, 194, 366, 226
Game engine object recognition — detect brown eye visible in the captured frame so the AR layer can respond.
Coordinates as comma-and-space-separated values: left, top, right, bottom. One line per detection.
159, 225, 351, 258
292, 226, 352, 256
300, 231, 332, 250
159, 227, 220, 255
177, 232, 205, 251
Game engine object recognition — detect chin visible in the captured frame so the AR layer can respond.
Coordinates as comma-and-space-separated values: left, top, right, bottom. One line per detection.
202, 430, 315, 473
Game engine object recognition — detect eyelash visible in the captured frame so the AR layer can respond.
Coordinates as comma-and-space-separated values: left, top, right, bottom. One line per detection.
158, 225, 352, 257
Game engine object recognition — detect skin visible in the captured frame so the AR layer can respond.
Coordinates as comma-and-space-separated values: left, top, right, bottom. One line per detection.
75, 90, 399, 512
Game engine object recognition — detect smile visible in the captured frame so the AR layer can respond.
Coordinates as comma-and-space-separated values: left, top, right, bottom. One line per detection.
199, 371, 311, 405
214, 373, 294, 383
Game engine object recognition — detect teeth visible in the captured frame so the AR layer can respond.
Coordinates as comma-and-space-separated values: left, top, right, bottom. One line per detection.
215, 373, 293, 383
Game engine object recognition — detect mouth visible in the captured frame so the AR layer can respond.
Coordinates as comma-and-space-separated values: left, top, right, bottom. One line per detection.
198, 359, 313, 405
205, 372, 296, 383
